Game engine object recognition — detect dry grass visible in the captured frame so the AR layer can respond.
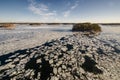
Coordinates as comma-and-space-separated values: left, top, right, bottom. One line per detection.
0, 23, 15, 29
72, 23, 102, 33
29, 23, 41, 26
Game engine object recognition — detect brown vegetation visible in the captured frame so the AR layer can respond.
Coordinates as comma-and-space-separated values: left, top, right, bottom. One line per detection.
0, 23, 15, 29
72, 23, 101, 33
29, 23, 41, 26
47, 23, 61, 25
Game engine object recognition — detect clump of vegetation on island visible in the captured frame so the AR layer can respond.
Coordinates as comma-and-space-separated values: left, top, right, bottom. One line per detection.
0, 23, 15, 29
29, 23, 42, 26
72, 23, 101, 34
47, 23, 61, 25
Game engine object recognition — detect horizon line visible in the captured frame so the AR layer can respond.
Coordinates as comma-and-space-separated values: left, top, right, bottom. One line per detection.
0, 22, 120, 24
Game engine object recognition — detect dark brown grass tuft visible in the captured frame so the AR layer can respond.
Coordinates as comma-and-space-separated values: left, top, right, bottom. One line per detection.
0, 23, 15, 29
72, 23, 101, 33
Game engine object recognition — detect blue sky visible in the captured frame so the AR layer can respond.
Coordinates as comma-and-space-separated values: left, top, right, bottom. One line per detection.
0, 0, 120, 23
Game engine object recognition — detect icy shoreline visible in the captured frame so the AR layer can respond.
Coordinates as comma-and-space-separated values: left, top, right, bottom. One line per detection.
0, 25, 73, 55
0, 24, 120, 55
0, 24, 120, 80
0, 25, 120, 55
0, 32, 120, 80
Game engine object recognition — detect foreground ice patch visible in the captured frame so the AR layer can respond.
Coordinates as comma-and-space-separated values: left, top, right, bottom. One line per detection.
0, 24, 120, 55
0, 25, 73, 55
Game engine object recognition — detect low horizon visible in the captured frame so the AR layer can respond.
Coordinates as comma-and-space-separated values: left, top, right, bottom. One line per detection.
0, 22, 120, 24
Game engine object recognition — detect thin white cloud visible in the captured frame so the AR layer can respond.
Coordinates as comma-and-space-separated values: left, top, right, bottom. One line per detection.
71, 1, 79, 9
28, 0, 56, 16
63, 11, 70, 17
63, 0, 79, 17
28, 0, 79, 22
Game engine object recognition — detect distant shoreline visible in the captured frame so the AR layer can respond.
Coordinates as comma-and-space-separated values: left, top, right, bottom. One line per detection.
0, 23, 120, 25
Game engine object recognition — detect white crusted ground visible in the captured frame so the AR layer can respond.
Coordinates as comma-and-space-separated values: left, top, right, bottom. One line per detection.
0, 24, 73, 55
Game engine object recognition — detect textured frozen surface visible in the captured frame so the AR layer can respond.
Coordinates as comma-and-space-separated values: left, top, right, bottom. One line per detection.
0, 24, 120, 55
0, 24, 73, 55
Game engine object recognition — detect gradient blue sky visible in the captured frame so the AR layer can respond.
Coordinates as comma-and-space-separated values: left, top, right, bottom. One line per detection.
0, 0, 120, 23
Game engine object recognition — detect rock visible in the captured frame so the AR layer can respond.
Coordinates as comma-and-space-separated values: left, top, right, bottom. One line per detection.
62, 73, 66, 78
79, 68, 85, 74
36, 59, 41, 63
11, 71, 17, 76
49, 59, 54, 64
7, 62, 15, 68
9, 54, 17, 59
73, 46, 78, 50
14, 58, 19, 62
50, 76, 59, 80
44, 56, 49, 61
37, 72, 41, 79
71, 58, 76, 62
31, 71, 34, 76
92, 47, 97, 51
57, 61, 62, 66
5, 59, 12, 62
26, 50, 29, 53
86, 53, 93, 58
25, 70, 32, 77
49, 54, 54, 58
58, 67, 62, 73
18, 54, 27, 58
53, 68, 57, 75
62, 65, 66, 69
68, 51, 74, 55
61, 47, 67, 52
87, 47, 91, 51
65, 72, 71, 77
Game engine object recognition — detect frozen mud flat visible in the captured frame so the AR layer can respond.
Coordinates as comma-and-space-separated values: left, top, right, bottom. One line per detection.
0, 24, 120, 55
0, 25, 120, 80
0, 28, 120, 80
0, 24, 73, 55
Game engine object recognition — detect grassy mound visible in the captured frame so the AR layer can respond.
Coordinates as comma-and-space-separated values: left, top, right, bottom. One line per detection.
29, 23, 41, 26
72, 23, 101, 33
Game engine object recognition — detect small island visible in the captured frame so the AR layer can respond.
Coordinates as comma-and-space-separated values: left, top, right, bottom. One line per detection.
0, 23, 15, 29
72, 23, 101, 34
